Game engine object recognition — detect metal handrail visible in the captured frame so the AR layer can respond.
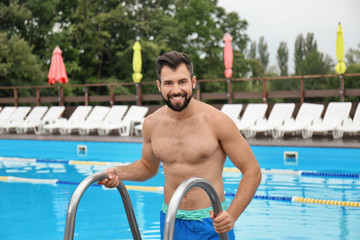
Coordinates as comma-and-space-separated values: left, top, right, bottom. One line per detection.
63, 171, 142, 240
163, 177, 229, 240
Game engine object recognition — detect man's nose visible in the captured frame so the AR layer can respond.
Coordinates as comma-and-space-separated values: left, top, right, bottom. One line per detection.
172, 83, 181, 93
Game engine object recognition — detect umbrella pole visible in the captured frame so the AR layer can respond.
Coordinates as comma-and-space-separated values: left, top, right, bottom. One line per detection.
136, 83, 139, 106
339, 74, 343, 102
227, 78, 230, 104
58, 85, 61, 106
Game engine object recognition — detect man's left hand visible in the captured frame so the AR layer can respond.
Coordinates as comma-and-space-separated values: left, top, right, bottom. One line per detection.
209, 210, 235, 233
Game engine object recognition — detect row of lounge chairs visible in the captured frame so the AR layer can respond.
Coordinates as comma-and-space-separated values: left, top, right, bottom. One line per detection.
220, 102, 360, 139
0, 105, 149, 136
1, 102, 359, 139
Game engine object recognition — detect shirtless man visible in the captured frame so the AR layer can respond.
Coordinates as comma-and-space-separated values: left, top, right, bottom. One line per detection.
98, 51, 261, 239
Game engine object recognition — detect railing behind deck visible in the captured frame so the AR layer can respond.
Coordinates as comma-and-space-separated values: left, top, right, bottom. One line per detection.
0, 73, 360, 107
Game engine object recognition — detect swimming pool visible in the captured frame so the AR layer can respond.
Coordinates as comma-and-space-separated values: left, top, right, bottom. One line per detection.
0, 139, 359, 239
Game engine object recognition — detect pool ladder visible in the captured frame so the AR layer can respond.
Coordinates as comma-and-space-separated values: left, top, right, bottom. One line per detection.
64, 172, 229, 240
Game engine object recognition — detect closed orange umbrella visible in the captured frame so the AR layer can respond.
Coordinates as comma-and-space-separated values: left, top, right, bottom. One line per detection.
48, 46, 68, 85
223, 33, 233, 78
223, 33, 233, 103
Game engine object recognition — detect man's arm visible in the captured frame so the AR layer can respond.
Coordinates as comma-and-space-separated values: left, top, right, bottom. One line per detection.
211, 112, 262, 233
98, 118, 160, 188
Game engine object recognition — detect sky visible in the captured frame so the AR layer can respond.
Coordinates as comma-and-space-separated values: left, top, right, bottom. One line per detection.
217, 0, 360, 74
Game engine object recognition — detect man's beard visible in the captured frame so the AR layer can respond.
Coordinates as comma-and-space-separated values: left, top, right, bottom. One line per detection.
161, 91, 193, 112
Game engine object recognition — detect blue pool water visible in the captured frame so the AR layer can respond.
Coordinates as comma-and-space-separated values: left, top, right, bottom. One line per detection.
0, 139, 359, 239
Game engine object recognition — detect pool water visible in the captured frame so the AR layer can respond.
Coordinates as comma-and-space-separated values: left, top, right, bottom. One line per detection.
0, 140, 359, 239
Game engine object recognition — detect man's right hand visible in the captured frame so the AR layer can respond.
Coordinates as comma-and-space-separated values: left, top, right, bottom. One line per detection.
97, 167, 120, 188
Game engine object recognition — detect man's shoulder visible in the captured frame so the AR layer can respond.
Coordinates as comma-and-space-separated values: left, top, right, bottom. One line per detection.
195, 101, 226, 118
195, 102, 236, 131
143, 106, 166, 125
194, 100, 218, 112
147, 106, 166, 118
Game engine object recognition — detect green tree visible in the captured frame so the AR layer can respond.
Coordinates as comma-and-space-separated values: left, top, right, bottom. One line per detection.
277, 41, 288, 76
271, 41, 298, 103
294, 33, 334, 103
0, 32, 45, 89
0, 0, 252, 104
258, 36, 269, 71
218, 10, 249, 78
344, 43, 360, 102
248, 41, 256, 59
294, 33, 333, 76
248, 59, 264, 77
0, 0, 61, 59
346, 43, 360, 65
173, 0, 249, 80
0, 1, 32, 36
294, 34, 306, 74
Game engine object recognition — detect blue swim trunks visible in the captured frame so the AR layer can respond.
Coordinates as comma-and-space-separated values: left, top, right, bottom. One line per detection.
160, 201, 235, 240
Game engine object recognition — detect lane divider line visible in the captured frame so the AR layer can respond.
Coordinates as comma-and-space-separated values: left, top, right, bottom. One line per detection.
0, 176, 164, 193
291, 196, 360, 207
224, 192, 360, 207
0, 157, 36, 162
1, 175, 358, 207
3, 176, 58, 185
224, 167, 360, 179
1, 157, 359, 179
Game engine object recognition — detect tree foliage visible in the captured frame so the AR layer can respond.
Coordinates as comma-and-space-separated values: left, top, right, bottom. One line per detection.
293, 32, 334, 102
258, 36, 269, 71
294, 33, 333, 76
0, 0, 251, 86
248, 41, 257, 59
346, 43, 360, 65
344, 43, 360, 102
0, 0, 357, 104
277, 41, 288, 76
0, 32, 45, 88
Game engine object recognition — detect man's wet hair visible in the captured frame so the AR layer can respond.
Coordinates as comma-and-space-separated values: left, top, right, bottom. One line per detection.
156, 51, 194, 81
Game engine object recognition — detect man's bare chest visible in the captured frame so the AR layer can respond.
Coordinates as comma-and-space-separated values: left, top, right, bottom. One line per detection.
151, 123, 219, 164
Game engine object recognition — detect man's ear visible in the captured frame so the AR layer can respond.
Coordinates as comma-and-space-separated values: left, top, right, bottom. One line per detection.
156, 80, 161, 92
192, 76, 197, 89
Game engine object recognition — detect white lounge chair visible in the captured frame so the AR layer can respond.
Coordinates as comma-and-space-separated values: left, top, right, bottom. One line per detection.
11, 106, 49, 134
16, 106, 65, 134
0, 106, 31, 134
332, 103, 360, 139
272, 103, 324, 138
42, 106, 92, 134
220, 104, 243, 123
235, 103, 268, 133
133, 118, 145, 136
0, 106, 17, 124
58, 106, 110, 135
244, 103, 295, 138
78, 105, 128, 136
302, 102, 352, 139
98, 105, 149, 136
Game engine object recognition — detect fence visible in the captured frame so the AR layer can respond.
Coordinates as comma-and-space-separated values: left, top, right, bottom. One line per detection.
0, 73, 359, 107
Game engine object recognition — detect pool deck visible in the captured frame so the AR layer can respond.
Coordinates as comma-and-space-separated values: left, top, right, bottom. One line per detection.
0, 132, 359, 148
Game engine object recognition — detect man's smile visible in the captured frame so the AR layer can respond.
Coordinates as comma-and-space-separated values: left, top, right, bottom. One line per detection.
170, 95, 184, 102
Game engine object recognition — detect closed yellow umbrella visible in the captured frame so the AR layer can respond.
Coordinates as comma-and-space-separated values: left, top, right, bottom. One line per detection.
335, 23, 346, 102
132, 41, 143, 83
335, 23, 346, 74
132, 41, 142, 105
